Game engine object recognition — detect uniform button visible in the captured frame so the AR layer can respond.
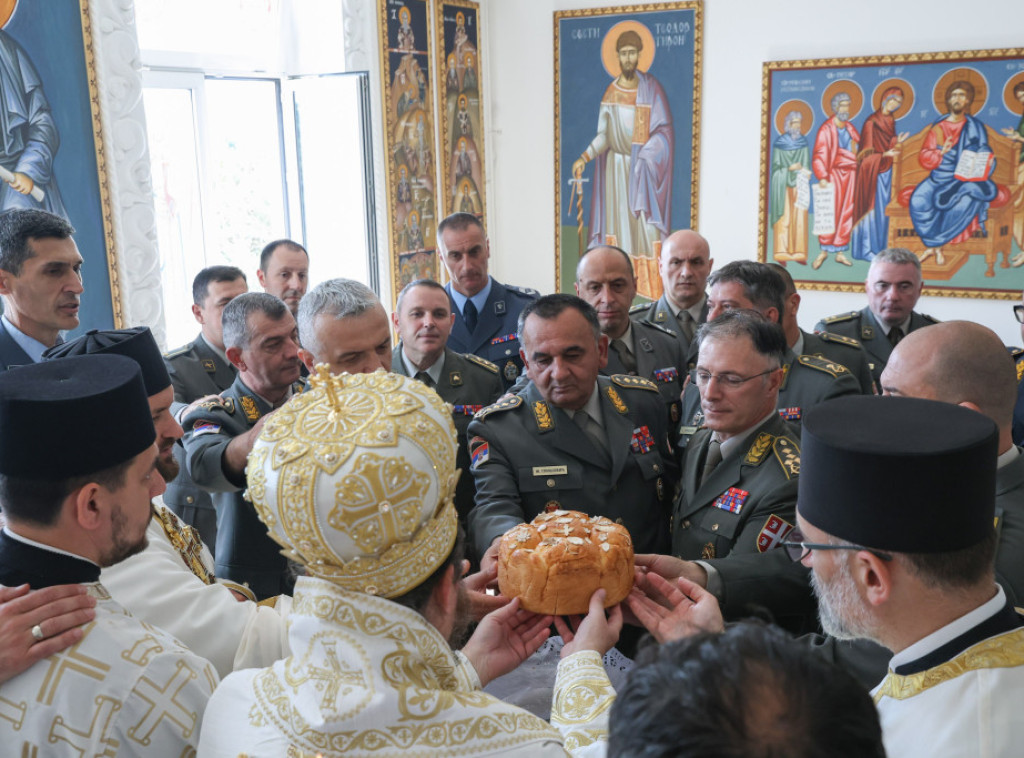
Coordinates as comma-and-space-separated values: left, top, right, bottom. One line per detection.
652, 464, 660, 473
546, 479, 556, 488
505, 349, 512, 355
683, 520, 691, 529
186, 496, 194, 504
711, 523, 719, 531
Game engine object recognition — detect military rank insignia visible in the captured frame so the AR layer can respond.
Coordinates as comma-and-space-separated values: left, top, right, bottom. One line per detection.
491, 333, 517, 345
712, 487, 749, 514
778, 407, 801, 421
630, 425, 655, 454
470, 437, 489, 469
504, 360, 519, 382
655, 310, 667, 322
653, 367, 679, 383
861, 325, 875, 340
240, 395, 261, 422
449, 371, 463, 387
756, 514, 795, 553
701, 542, 716, 560
533, 401, 554, 430
606, 386, 628, 414
201, 359, 216, 373
452, 404, 483, 416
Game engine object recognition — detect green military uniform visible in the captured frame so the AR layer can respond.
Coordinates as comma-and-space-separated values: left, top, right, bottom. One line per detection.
673, 412, 813, 631
814, 307, 939, 386
679, 349, 861, 444
604, 320, 686, 427
163, 334, 237, 552
466, 375, 678, 559
801, 329, 874, 395
181, 374, 304, 600
630, 294, 709, 370
391, 346, 503, 523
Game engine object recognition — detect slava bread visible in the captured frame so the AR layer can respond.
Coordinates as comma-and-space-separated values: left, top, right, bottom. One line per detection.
497, 510, 634, 615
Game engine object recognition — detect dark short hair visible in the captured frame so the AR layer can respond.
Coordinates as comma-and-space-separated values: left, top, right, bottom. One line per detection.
696, 309, 787, 369
436, 212, 484, 244
767, 262, 796, 298
518, 293, 601, 343
945, 80, 976, 108
899, 527, 998, 591
1014, 81, 1024, 98
0, 210, 76, 276
192, 265, 247, 306
708, 260, 786, 321
616, 30, 643, 52
608, 622, 885, 758
0, 458, 133, 527
259, 239, 308, 272
396, 278, 448, 313
222, 292, 291, 351
391, 526, 466, 616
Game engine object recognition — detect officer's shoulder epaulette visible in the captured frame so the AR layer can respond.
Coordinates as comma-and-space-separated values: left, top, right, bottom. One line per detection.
610, 374, 658, 392
464, 353, 499, 374
473, 394, 522, 420
1010, 348, 1024, 383
921, 313, 941, 324
821, 311, 860, 325
629, 301, 654, 315
796, 353, 850, 377
638, 319, 677, 338
772, 435, 801, 480
506, 284, 540, 299
817, 331, 862, 349
187, 397, 236, 417
163, 344, 193, 360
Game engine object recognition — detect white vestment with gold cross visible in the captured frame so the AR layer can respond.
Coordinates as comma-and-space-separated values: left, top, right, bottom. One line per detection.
197, 576, 614, 757
0, 583, 218, 756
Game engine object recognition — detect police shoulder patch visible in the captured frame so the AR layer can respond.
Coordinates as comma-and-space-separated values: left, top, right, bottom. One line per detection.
611, 374, 658, 392
818, 331, 862, 349
473, 394, 522, 420
464, 353, 500, 374
822, 311, 859, 325
629, 301, 654, 315
772, 436, 801, 480
797, 353, 850, 377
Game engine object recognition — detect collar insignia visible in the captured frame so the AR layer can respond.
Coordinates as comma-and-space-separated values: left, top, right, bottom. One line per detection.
605, 386, 628, 414
201, 359, 216, 373
240, 395, 261, 423
533, 401, 553, 431
744, 432, 774, 465
449, 371, 463, 387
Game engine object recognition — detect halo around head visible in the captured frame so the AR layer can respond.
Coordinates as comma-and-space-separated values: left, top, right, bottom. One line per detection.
600, 20, 656, 78
247, 368, 459, 598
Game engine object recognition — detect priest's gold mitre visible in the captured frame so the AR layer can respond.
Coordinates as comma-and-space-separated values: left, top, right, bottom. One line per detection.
246, 367, 459, 598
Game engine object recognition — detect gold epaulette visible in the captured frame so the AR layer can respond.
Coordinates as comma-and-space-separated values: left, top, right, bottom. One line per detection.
464, 353, 499, 374
611, 374, 658, 392
797, 353, 851, 377
822, 311, 859, 325
153, 506, 215, 585
818, 331, 862, 349
473, 394, 522, 420
190, 397, 235, 416
773, 436, 801, 479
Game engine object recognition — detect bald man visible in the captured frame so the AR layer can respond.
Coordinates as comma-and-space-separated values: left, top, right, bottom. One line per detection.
631, 230, 712, 368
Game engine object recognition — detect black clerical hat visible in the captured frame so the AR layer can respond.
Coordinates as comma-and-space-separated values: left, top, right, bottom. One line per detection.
799, 395, 997, 553
43, 326, 171, 396
0, 354, 154, 479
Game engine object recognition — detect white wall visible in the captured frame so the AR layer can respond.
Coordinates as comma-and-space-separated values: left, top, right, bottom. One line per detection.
481, 0, 1024, 345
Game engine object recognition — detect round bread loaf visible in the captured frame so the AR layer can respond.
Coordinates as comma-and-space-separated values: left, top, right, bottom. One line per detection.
497, 510, 634, 615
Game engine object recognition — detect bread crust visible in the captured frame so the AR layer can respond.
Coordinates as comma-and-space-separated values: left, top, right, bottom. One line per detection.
497, 510, 634, 615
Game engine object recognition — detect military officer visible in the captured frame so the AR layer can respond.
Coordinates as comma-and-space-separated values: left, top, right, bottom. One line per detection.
390, 278, 503, 523
667, 311, 811, 631
162, 265, 249, 546
182, 292, 304, 600
768, 263, 874, 394
467, 294, 678, 563
679, 261, 861, 441
630, 229, 712, 370
297, 278, 392, 375
437, 212, 539, 388
814, 248, 938, 385
0, 210, 82, 372
576, 245, 686, 428
256, 239, 308, 318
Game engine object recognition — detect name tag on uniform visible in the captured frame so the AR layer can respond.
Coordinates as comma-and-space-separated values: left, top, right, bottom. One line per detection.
533, 465, 568, 476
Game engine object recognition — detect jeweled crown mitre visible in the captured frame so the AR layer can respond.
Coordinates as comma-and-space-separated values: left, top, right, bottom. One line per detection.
246, 367, 459, 598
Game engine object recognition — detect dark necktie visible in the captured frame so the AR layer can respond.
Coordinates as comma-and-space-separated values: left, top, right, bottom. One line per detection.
888, 327, 904, 348
677, 310, 695, 343
463, 300, 478, 333
699, 439, 722, 487
611, 338, 638, 374
574, 409, 608, 455
414, 371, 435, 388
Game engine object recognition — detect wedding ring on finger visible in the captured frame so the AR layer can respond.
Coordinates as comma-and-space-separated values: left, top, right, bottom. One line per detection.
31, 624, 44, 641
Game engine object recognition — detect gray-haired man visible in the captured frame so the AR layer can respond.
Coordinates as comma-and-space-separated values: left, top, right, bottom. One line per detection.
297, 278, 392, 375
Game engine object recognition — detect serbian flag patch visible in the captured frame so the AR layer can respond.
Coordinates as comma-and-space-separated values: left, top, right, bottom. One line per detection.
470, 437, 490, 469
757, 514, 795, 553
192, 422, 221, 436
712, 487, 749, 514
630, 425, 655, 454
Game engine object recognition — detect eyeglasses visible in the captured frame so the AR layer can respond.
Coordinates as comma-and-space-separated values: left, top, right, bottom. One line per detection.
694, 368, 777, 389
780, 530, 893, 563
1014, 304, 1024, 324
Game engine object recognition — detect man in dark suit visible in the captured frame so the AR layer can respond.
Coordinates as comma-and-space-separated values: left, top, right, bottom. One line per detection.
467, 294, 677, 565
630, 230, 712, 370
815, 247, 938, 385
437, 212, 538, 388
163, 266, 248, 544
390, 278, 503, 523
0, 209, 81, 372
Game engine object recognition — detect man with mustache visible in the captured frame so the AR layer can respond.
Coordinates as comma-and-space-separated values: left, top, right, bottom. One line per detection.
811, 91, 860, 269
257, 238, 308, 317
0, 209, 82, 372
182, 292, 305, 600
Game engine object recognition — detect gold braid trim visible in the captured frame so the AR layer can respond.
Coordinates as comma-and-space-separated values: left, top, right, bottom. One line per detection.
551, 650, 615, 751
873, 628, 1024, 704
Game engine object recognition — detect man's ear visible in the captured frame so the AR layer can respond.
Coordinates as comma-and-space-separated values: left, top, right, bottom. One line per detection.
853, 550, 894, 608
70, 482, 105, 532
226, 346, 244, 371
0, 267, 14, 297
256, 268, 267, 289
597, 334, 610, 370
191, 303, 204, 325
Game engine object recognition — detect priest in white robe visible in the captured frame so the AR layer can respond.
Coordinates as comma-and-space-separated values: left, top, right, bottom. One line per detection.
198, 369, 620, 757
0, 353, 216, 756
